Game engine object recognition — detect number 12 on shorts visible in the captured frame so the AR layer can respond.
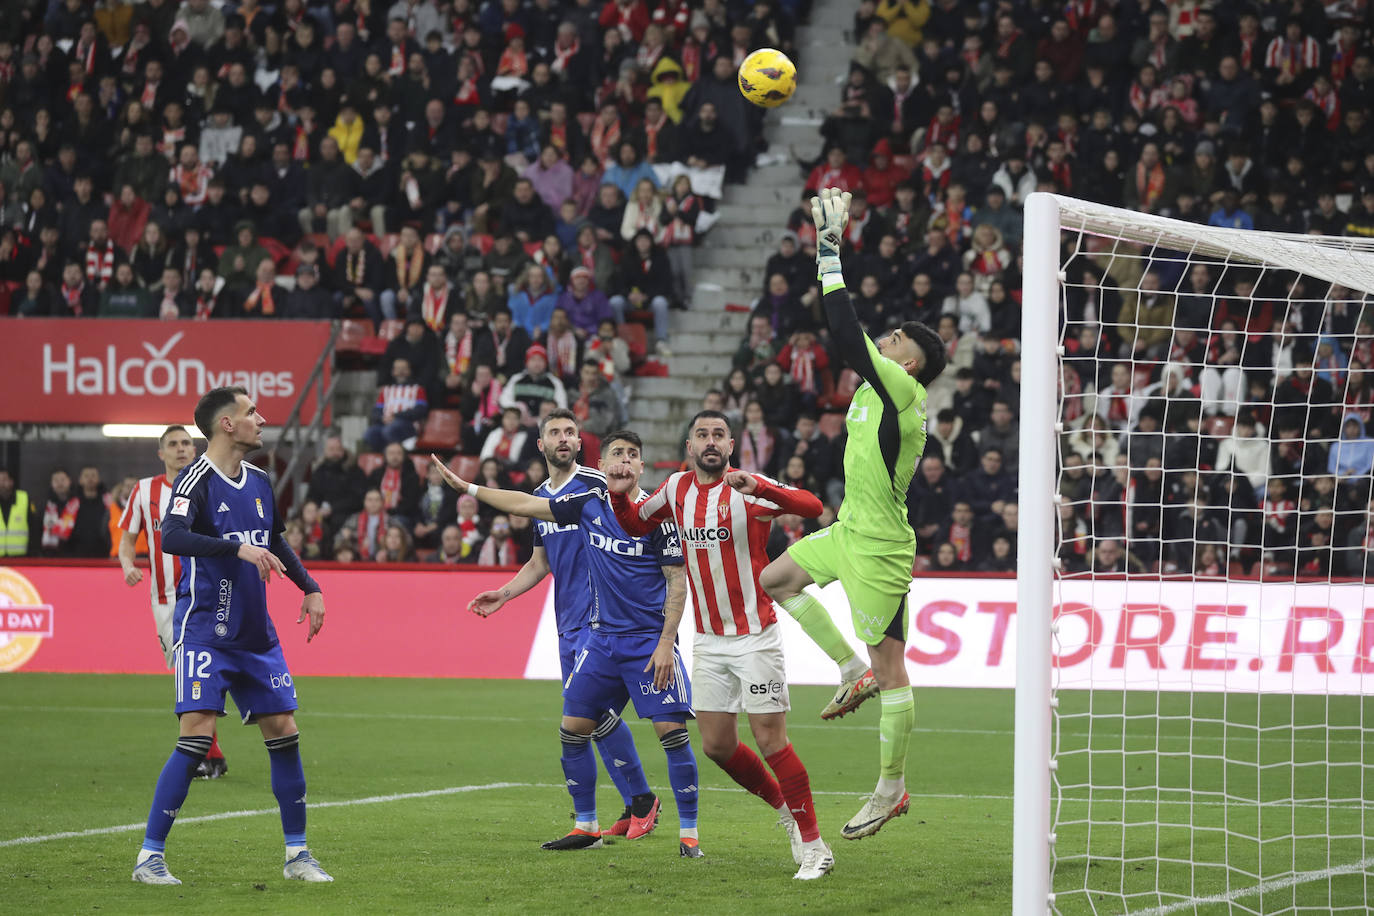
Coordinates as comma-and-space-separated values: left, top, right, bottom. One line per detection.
184, 649, 212, 678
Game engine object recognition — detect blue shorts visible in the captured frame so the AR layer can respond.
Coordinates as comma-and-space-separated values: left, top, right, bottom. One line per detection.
174, 641, 298, 723
558, 627, 591, 683
563, 629, 693, 723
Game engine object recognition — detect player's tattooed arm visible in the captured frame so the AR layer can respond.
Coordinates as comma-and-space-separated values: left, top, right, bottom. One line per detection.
645, 564, 688, 689
470, 548, 550, 616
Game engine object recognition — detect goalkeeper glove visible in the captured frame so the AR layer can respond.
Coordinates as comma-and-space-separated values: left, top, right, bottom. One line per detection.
810, 186, 851, 278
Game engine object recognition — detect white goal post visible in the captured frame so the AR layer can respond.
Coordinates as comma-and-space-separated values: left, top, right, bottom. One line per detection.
1014, 193, 1374, 915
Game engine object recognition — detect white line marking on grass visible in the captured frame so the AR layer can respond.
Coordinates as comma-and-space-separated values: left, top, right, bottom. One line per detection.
0, 782, 540, 848
5, 780, 1367, 851
1124, 856, 1374, 916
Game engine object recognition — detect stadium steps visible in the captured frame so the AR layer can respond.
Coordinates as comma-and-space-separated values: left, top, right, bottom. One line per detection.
635, 22, 853, 488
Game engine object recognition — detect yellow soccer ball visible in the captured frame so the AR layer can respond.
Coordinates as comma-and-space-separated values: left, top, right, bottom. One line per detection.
737, 48, 797, 108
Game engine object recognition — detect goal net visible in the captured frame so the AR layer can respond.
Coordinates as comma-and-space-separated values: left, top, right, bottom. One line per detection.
1014, 194, 1374, 915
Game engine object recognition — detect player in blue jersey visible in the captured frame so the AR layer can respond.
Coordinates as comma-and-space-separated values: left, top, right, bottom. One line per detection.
467, 409, 661, 842
131, 386, 332, 887
433, 430, 705, 857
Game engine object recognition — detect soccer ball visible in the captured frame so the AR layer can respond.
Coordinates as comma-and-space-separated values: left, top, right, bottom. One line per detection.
737, 48, 797, 108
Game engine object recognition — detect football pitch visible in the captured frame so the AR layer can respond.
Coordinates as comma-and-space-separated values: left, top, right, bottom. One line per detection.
1, 675, 1369, 915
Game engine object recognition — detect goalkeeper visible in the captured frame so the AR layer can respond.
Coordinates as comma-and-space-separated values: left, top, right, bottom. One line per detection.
759, 187, 947, 840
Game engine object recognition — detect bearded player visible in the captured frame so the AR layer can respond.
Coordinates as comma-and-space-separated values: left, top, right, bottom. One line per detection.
466, 409, 661, 842
117, 425, 228, 779
608, 409, 835, 880
760, 188, 947, 840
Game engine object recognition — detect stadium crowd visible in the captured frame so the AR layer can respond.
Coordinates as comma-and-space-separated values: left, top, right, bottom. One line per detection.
3, 0, 1374, 580
720, 0, 1374, 579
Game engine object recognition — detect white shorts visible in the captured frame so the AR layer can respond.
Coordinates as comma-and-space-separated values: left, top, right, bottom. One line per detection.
692, 624, 790, 715
152, 597, 176, 669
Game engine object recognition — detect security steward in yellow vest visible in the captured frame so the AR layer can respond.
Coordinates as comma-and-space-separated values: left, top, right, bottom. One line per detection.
0, 468, 38, 557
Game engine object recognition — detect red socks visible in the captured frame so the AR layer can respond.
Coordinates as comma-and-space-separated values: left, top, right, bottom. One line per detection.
721, 744, 785, 809
206, 730, 224, 761
766, 744, 819, 842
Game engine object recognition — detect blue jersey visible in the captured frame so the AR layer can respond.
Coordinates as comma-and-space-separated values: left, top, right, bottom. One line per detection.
165, 456, 284, 651
549, 483, 683, 636
532, 465, 605, 636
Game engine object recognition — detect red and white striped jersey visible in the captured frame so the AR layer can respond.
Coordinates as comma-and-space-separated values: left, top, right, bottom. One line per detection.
118, 474, 183, 605
614, 471, 822, 637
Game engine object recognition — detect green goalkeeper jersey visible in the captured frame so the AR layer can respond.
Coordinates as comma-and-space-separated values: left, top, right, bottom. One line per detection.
837, 334, 928, 547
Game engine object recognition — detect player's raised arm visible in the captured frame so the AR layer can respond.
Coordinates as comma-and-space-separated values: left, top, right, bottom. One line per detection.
430, 454, 558, 522
726, 471, 823, 519
811, 188, 887, 391
607, 467, 674, 537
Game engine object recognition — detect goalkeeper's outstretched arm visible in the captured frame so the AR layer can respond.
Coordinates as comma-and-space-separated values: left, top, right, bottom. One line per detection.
811, 187, 895, 397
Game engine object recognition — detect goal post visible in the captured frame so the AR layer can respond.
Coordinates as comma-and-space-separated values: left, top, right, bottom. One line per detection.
1014, 193, 1374, 915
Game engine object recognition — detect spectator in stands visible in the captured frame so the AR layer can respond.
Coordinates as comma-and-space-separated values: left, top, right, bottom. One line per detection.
557, 266, 614, 339
754, 361, 799, 429
736, 399, 779, 476
613, 228, 673, 355
783, 412, 835, 487
365, 356, 430, 450
926, 408, 977, 476
481, 405, 535, 468
961, 447, 1016, 521
508, 262, 560, 337
476, 514, 518, 565
99, 262, 153, 317
428, 524, 467, 564
474, 307, 533, 379
281, 263, 337, 320
572, 357, 626, 437
376, 524, 417, 563
502, 344, 569, 415
1329, 415, 1374, 481
343, 488, 389, 561
41, 469, 80, 556
366, 441, 422, 527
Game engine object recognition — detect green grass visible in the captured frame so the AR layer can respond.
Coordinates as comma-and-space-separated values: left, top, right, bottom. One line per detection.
0, 675, 1370, 914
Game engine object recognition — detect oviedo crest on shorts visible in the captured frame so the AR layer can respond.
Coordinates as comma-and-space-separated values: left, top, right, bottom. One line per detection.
0, 567, 55, 672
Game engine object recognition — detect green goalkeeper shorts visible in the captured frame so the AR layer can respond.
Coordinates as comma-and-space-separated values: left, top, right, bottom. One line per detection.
786, 521, 914, 646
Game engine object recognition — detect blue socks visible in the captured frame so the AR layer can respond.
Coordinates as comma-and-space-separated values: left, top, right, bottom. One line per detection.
141, 735, 212, 855
660, 728, 699, 830
560, 727, 598, 823
266, 733, 307, 848
592, 711, 651, 804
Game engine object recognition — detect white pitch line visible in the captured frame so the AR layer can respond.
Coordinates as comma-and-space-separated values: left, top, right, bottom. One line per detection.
1124, 856, 1374, 916
4, 779, 1369, 851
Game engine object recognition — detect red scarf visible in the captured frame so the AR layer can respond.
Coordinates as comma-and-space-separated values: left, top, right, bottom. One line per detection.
244, 282, 277, 315
379, 467, 401, 509
445, 328, 472, 375
497, 46, 527, 77
551, 36, 581, 75
393, 245, 425, 289
141, 79, 159, 108
949, 522, 972, 561
422, 282, 449, 331
478, 535, 515, 565
60, 282, 86, 314
590, 118, 621, 165
42, 495, 81, 549
357, 509, 387, 559
1135, 161, 1166, 209
788, 346, 817, 394
548, 329, 578, 379
194, 289, 216, 320
86, 242, 115, 285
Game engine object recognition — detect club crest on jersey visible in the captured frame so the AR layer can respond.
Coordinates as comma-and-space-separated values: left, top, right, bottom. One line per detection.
255, 497, 264, 519
717, 501, 730, 521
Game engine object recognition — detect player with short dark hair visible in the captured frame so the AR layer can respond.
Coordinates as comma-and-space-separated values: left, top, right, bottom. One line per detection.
433, 431, 704, 857
760, 189, 948, 841
132, 387, 331, 886
609, 408, 836, 879
467, 408, 661, 840
117, 424, 230, 779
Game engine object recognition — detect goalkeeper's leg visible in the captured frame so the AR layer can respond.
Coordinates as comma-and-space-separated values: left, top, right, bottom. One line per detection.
760, 547, 875, 719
